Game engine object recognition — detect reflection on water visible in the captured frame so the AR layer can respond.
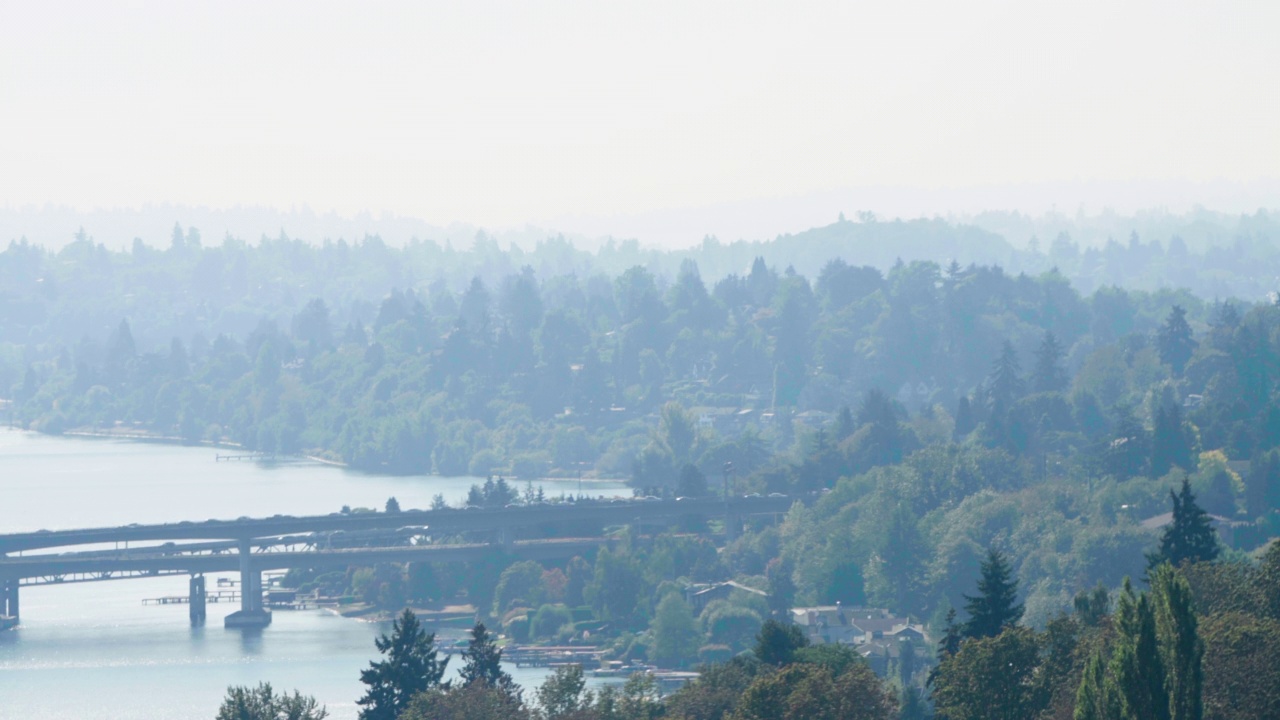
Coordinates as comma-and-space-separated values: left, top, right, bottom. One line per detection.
0, 432, 629, 719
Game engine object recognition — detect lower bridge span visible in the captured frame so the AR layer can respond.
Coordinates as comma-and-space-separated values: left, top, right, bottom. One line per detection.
0, 537, 611, 630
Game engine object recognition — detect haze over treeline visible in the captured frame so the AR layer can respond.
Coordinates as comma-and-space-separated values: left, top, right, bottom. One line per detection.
8, 202, 1280, 719
3, 208, 1280, 355
6, 204, 1279, 256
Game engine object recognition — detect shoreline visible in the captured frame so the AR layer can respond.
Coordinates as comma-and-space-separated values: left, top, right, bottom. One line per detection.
6, 427, 631, 486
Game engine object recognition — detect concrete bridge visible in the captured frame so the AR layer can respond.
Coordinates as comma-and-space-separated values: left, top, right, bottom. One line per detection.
0, 495, 793, 629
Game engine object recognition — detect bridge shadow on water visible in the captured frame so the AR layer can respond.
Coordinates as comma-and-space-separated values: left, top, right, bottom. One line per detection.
238, 626, 265, 655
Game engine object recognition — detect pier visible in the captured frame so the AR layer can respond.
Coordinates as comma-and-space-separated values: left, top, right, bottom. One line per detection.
502, 645, 606, 668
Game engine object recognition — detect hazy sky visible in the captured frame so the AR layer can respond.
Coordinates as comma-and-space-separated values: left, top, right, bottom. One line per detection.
2, 1, 1278, 245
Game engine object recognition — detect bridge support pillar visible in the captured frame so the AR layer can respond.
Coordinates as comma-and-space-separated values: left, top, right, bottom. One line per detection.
189, 574, 206, 625
726, 513, 741, 542
1, 578, 17, 627
224, 539, 271, 629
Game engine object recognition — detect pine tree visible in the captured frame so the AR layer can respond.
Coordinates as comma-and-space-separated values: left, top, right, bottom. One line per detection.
1032, 331, 1067, 393
459, 623, 518, 698
835, 405, 855, 441
927, 608, 961, 699
1157, 305, 1197, 375
938, 607, 963, 659
986, 341, 1025, 409
357, 609, 449, 720
857, 388, 906, 468
954, 395, 976, 439
962, 548, 1023, 639
1149, 477, 1220, 570
1151, 398, 1193, 477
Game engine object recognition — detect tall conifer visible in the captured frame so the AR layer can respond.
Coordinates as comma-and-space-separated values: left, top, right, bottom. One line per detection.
962, 548, 1023, 639
1149, 477, 1220, 570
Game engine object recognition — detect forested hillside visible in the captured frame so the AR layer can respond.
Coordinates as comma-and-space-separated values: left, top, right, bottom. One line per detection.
0, 221, 1242, 478
6, 219, 1280, 718
8, 218, 1280, 612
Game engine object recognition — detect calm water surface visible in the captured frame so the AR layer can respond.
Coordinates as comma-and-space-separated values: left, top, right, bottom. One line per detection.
0, 431, 628, 719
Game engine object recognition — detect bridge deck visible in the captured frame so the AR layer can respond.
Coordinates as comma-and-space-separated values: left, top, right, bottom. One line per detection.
0, 496, 793, 554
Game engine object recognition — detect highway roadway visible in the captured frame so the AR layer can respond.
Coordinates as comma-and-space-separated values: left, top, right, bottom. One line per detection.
0, 495, 794, 554
0, 537, 612, 581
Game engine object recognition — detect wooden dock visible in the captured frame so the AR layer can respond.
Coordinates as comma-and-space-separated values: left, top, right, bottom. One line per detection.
143, 590, 239, 605
500, 645, 606, 668
215, 453, 272, 462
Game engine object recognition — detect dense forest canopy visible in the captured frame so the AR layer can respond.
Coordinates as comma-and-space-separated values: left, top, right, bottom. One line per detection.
6, 210, 1280, 719
0, 218, 1226, 474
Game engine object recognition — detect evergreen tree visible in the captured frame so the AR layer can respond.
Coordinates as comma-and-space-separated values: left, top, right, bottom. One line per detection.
1107, 404, 1150, 479
1032, 330, 1067, 393
953, 395, 976, 439
962, 548, 1023, 639
676, 463, 708, 497
1245, 450, 1280, 518
1149, 477, 1220, 570
834, 404, 855, 441
105, 318, 137, 381
754, 618, 809, 667
856, 388, 906, 468
927, 607, 963, 701
1157, 305, 1197, 375
1150, 564, 1204, 720
986, 340, 1025, 409
1106, 582, 1170, 720
938, 607, 962, 659
357, 609, 449, 720
1151, 397, 1193, 476
459, 623, 518, 698
1073, 648, 1108, 720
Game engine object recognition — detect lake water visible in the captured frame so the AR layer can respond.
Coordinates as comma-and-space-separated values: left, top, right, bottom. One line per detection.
0, 431, 629, 719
